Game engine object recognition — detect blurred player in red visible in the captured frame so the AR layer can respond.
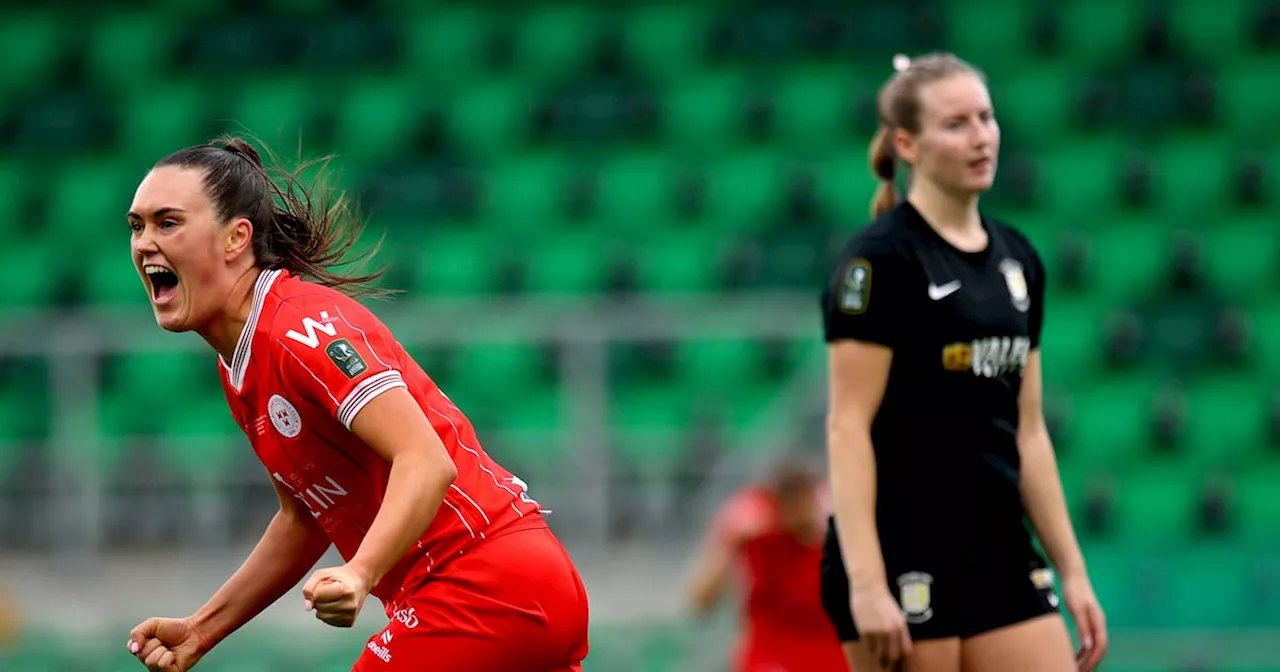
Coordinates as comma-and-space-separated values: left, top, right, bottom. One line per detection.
123, 137, 589, 672
687, 459, 849, 672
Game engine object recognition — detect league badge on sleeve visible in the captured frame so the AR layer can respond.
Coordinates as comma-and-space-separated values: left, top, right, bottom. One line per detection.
999, 258, 1030, 313
839, 258, 872, 314
326, 339, 368, 379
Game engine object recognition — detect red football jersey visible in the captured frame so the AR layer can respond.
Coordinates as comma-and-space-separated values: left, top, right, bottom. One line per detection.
218, 269, 542, 608
713, 486, 847, 672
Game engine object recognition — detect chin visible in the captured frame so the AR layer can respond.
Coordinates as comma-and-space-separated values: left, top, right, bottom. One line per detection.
153, 309, 194, 333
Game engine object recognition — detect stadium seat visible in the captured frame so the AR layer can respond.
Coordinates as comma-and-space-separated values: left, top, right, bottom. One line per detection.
632, 230, 725, 294
84, 11, 175, 92
812, 148, 883, 226
991, 63, 1080, 137
770, 65, 856, 151
514, 4, 600, 85
945, 0, 1032, 76
452, 341, 548, 402
410, 231, 502, 297
702, 150, 787, 233
623, 5, 712, 85
1039, 296, 1104, 386
1152, 136, 1231, 218
478, 151, 572, 231
447, 78, 536, 160
1232, 463, 1280, 544
593, 149, 681, 234
99, 350, 220, 438
401, 9, 489, 93
1057, 1, 1146, 67
663, 68, 753, 152
0, 11, 65, 102
1167, 0, 1249, 59
672, 338, 768, 392
1155, 546, 1255, 627
1036, 139, 1127, 217
226, 75, 327, 149
1217, 55, 1280, 140
1065, 375, 1160, 467
117, 80, 216, 164
0, 357, 49, 443
523, 230, 613, 296
333, 77, 425, 161
1183, 375, 1269, 468
1111, 464, 1202, 545
1252, 302, 1280, 378
1088, 218, 1172, 303
1201, 216, 1278, 300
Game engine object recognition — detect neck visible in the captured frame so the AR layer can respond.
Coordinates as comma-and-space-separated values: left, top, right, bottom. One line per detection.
907, 178, 983, 238
200, 267, 262, 363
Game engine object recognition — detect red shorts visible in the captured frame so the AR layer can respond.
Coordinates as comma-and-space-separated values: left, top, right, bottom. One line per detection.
353, 520, 589, 672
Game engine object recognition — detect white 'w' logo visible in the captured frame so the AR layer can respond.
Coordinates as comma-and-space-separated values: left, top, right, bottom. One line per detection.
285, 311, 338, 349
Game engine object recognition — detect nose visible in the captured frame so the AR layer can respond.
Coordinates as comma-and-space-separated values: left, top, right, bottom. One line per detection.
133, 223, 159, 256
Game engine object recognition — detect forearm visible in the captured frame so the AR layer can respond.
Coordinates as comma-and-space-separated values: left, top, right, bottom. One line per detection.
347, 451, 456, 587
1019, 428, 1086, 576
191, 511, 331, 648
828, 422, 888, 592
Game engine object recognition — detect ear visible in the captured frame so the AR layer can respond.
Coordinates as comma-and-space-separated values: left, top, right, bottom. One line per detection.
224, 217, 254, 262
893, 128, 918, 166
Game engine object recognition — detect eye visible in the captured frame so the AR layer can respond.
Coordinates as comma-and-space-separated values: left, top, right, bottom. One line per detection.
129, 221, 143, 233
160, 219, 179, 229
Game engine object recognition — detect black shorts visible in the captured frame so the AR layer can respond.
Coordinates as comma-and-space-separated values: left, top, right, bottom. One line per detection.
819, 517, 1060, 642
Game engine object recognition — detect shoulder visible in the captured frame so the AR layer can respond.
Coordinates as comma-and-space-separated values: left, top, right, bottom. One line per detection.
267, 279, 386, 342
986, 217, 1043, 266
715, 487, 775, 541
838, 208, 916, 260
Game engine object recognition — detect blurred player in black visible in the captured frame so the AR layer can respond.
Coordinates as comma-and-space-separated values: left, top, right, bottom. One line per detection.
818, 53, 1108, 672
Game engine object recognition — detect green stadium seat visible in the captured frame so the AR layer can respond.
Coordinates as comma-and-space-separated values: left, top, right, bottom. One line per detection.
623, 6, 712, 85
84, 11, 175, 92
119, 80, 216, 164
1039, 296, 1103, 386
1232, 463, 1280, 544
0, 11, 66, 101
594, 150, 679, 234
493, 389, 567, 438
1065, 375, 1160, 467
0, 235, 61, 310
1217, 55, 1280, 140
1078, 544, 1140, 628
82, 251, 144, 307
453, 341, 547, 400
1168, 0, 1249, 59
99, 350, 220, 438
410, 231, 500, 297
447, 79, 535, 160
478, 152, 572, 233
1088, 218, 1171, 303
702, 150, 786, 233
522, 231, 612, 296
814, 148, 882, 225
333, 78, 423, 161
664, 68, 752, 152
1251, 302, 1280, 379
1202, 216, 1278, 301
632, 230, 724, 294
611, 382, 689, 431
1057, 1, 1145, 68
718, 380, 780, 437
1152, 136, 1230, 217
1111, 464, 1201, 545
1036, 139, 1126, 218
770, 65, 855, 151
401, 9, 488, 93
991, 63, 1080, 136
514, 4, 600, 85
226, 75, 325, 148
673, 338, 768, 392
946, 0, 1032, 76
0, 358, 49, 443
1183, 375, 1268, 468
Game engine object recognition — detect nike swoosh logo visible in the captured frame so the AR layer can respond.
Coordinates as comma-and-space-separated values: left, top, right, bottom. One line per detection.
928, 281, 961, 300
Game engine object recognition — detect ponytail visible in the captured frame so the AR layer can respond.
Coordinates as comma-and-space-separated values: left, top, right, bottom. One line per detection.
158, 135, 392, 300
868, 126, 899, 217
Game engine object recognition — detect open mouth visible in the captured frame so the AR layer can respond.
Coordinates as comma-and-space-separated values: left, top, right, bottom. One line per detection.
144, 264, 180, 304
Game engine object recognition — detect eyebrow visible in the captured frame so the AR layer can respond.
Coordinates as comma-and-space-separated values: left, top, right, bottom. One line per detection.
126, 206, 187, 220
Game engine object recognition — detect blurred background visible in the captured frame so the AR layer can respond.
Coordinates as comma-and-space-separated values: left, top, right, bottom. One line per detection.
0, 0, 1278, 670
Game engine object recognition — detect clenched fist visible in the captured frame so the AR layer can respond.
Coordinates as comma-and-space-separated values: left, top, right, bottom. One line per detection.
303, 565, 372, 628
126, 617, 209, 672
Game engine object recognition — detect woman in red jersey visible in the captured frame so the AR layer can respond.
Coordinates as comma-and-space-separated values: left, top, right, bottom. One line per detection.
123, 137, 589, 672
686, 460, 848, 672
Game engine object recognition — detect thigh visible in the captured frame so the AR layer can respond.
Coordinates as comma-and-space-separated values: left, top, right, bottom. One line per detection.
960, 613, 1075, 672
843, 639, 961, 672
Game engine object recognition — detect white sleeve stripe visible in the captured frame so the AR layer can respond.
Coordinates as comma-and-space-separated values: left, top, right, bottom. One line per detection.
333, 305, 394, 370
337, 370, 406, 428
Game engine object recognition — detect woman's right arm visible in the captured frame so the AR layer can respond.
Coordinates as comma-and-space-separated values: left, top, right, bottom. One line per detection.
826, 341, 893, 599
188, 470, 333, 649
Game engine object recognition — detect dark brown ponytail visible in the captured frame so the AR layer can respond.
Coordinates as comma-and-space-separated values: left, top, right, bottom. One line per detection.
156, 135, 392, 299
868, 126, 899, 217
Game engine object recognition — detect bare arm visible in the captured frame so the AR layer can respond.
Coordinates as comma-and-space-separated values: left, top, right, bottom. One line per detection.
189, 471, 332, 649
345, 387, 458, 588
1017, 351, 1086, 576
686, 532, 737, 616
827, 340, 894, 594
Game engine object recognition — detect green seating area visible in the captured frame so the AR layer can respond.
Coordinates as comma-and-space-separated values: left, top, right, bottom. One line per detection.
1, 0, 1279, 669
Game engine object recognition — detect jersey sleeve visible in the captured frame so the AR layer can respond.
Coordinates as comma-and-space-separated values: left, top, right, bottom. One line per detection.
1027, 243, 1047, 349
821, 235, 914, 347
272, 298, 408, 429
